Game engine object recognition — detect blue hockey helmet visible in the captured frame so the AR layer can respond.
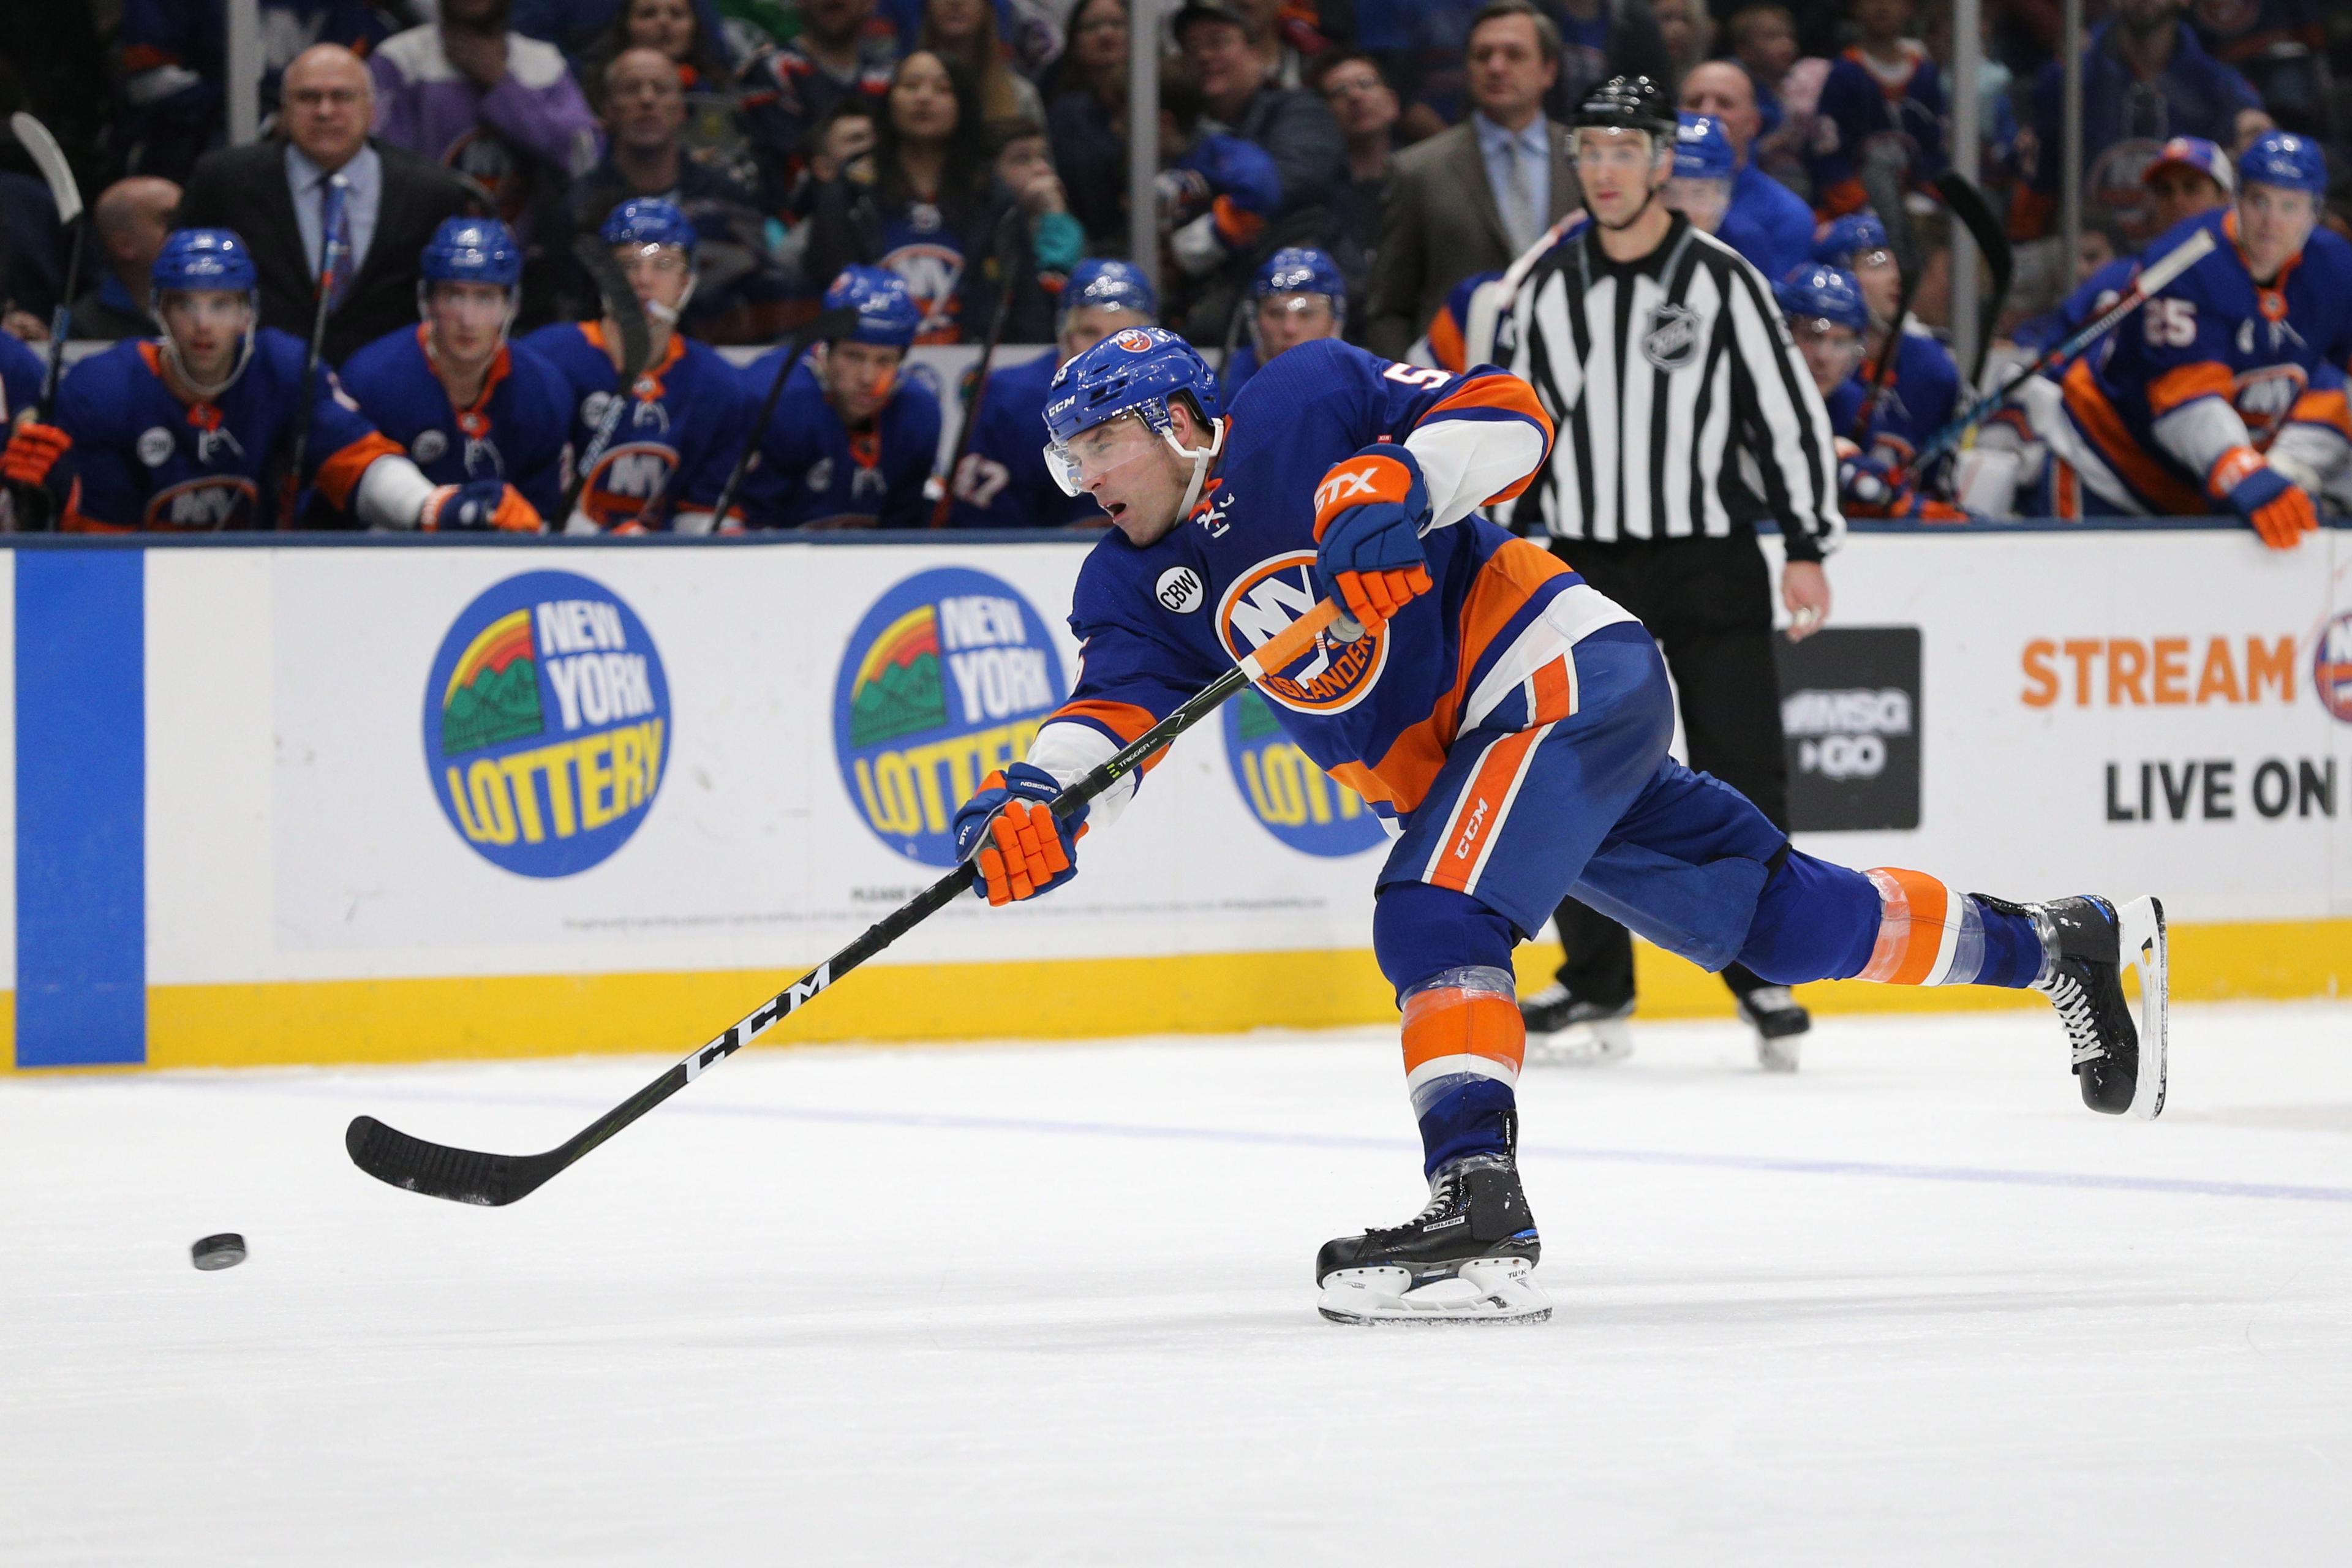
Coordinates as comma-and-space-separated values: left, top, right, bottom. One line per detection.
153, 228, 259, 296
1811, 213, 1892, 269
823, 265, 921, 349
1060, 258, 1157, 325
1042, 326, 1224, 501
422, 217, 525, 288
1672, 115, 1736, 183
2237, 131, 2328, 197
1775, 263, 1869, 334
150, 228, 260, 398
1253, 246, 1346, 306
600, 197, 698, 256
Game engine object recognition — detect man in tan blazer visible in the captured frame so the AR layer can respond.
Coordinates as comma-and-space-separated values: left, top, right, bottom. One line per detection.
1365, 1, 1580, 360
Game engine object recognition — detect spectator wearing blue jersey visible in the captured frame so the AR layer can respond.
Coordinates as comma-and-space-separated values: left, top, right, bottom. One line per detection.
2017, 0, 2269, 244
2006, 138, 2231, 354
739, 265, 941, 528
1222, 247, 1348, 405
1678, 61, 1814, 284
948, 257, 1157, 528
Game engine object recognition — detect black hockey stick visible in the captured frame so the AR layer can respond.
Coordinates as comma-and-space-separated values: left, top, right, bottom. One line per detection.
705, 304, 855, 528
930, 206, 1026, 527
1904, 224, 2218, 473
7, 113, 82, 530
1850, 163, 1924, 443
556, 233, 655, 528
346, 601, 1363, 1205
1931, 170, 2014, 389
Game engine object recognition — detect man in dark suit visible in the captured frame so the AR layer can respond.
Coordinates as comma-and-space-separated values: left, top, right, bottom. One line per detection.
177, 45, 477, 366
1365, 1, 1581, 359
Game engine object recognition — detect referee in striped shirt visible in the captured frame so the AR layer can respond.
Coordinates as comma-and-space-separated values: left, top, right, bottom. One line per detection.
1491, 75, 1843, 1069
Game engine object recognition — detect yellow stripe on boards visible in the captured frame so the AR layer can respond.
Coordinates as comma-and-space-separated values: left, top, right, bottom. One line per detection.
1, 918, 2341, 1071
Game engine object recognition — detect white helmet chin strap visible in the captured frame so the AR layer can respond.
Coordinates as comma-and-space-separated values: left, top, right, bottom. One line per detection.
1164, 416, 1227, 519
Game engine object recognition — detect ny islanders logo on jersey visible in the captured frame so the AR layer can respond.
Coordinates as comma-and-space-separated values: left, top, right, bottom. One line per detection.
1221, 691, 1385, 857
834, 567, 1066, 866
579, 441, 677, 529
423, 570, 671, 877
1218, 553, 1387, 715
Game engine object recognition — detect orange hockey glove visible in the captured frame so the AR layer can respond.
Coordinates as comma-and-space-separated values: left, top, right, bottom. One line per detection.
2, 420, 71, 488
1312, 445, 1433, 632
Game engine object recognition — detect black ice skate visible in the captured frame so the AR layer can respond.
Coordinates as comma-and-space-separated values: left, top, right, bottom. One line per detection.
1316, 1152, 1550, 1324
1979, 892, 2168, 1119
1519, 981, 1634, 1067
1736, 984, 1810, 1073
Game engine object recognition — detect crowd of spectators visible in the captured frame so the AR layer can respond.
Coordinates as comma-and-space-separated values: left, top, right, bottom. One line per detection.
0, 0, 2348, 533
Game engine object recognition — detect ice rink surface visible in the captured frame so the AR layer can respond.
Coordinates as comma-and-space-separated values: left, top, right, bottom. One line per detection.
6, 1003, 2352, 1566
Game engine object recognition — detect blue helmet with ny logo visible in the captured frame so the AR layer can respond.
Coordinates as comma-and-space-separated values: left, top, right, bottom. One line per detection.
1042, 326, 1225, 503
422, 217, 525, 288
1060, 258, 1158, 325
2237, 131, 2328, 197
823, 265, 921, 349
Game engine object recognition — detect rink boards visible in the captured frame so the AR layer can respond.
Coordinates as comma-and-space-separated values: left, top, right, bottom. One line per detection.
6, 522, 2350, 1070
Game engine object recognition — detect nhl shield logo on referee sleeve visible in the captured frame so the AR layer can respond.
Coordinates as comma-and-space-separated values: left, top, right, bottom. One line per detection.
1641, 303, 1703, 371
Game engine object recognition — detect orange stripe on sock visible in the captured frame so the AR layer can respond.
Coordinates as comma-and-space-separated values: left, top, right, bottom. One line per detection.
1400, 987, 1526, 1076
1429, 729, 1539, 893
1860, 867, 1953, 985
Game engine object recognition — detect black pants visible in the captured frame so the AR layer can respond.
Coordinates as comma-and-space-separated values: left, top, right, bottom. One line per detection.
1546, 532, 1792, 1005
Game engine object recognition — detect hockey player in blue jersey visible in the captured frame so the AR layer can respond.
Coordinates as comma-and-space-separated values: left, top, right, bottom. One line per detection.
1778, 264, 1969, 521
1664, 113, 1801, 285
341, 219, 571, 530
2051, 132, 2347, 544
947, 258, 1158, 530
0, 330, 50, 529
944, 326, 2169, 1324
1811, 213, 1960, 470
1218, 247, 1347, 407
737, 265, 938, 530
0, 229, 533, 533
522, 199, 753, 533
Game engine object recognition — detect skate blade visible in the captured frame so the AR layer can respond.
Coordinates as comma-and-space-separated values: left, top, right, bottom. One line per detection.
1316, 1258, 1552, 1325
2119, 895, 2168, 1120
1526, 1019, 1633, 1069
1756, 1033, 1802, 1073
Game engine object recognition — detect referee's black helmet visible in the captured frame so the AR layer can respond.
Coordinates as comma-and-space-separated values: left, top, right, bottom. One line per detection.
1575, 75, 1675, 139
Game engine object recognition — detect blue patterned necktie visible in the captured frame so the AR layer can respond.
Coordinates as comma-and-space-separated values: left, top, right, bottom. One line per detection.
319, 173, 353, 311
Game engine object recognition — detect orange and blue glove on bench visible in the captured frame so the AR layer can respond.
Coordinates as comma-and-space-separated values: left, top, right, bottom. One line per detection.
1312, 443, 1433, 632
952, 762, 1085, 906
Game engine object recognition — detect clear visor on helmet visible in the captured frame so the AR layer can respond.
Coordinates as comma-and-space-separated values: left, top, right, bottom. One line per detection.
1791, 315, 1865, 374
1044, 410, 1163, 498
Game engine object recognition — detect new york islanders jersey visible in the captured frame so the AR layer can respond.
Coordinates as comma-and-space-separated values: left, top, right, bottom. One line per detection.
1825, 328, 1962, 467
52, 328, 402, 532
1812, 43, 1948, 216
340, 325, 575, 523
2010, 255, 2134, 355
946, 350, 1102, 529
522, 321, 753, 531
0, 330, 40, 422
2061, 208, 2352, 513
1030, 339, 1634, 829
736, 352, 941, 529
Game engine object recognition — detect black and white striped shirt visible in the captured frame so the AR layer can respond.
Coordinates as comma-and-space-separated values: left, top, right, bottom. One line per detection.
1491, 213, 1844, 560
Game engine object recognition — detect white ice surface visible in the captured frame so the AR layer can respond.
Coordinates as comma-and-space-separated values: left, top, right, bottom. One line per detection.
6, 1005, 2352, 1566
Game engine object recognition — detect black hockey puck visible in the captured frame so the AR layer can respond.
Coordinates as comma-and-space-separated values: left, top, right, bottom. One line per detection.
190, 1234, 247, 1271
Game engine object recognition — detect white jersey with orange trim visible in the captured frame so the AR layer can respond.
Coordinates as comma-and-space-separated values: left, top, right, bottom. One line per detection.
1022, 338, 1634, 829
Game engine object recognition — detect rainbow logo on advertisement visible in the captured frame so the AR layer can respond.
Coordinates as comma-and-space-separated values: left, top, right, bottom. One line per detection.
423, 570, 670, 877
835, 567, 1066, 867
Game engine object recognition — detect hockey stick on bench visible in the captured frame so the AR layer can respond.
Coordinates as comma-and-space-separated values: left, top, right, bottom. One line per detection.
347, 600, 1366, 1205
1904, 223, 2218, 473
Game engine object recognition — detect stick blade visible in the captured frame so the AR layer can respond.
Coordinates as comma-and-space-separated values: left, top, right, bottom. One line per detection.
8, 113, 81, 226
345, 1114, 550, 1207
571, 233, 653, 380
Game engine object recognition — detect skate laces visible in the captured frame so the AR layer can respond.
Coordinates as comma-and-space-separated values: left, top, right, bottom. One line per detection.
1523, 982, 1570, 1008
1366, 1156, 1495, 1237
2035, 967, 2105, 1065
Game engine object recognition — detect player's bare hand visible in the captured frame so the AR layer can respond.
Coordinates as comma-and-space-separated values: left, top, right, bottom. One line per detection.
2, 309, 48, 344
1782, 560, 1830, 641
